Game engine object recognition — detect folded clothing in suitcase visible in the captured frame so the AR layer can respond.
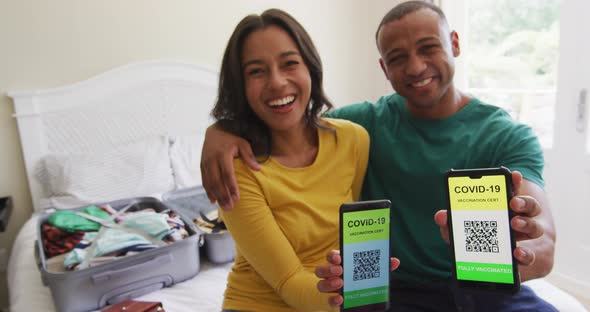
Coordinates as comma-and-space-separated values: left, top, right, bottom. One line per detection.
162, 186, 235, 264
36, 197, 202, 312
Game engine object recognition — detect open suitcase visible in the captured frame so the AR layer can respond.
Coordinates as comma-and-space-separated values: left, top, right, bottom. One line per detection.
35, 197, 202, 312
162, 186, 235, 264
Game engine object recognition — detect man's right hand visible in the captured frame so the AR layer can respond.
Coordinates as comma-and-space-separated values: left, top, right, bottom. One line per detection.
200, 124, 261, 210
315, 250, 400, 307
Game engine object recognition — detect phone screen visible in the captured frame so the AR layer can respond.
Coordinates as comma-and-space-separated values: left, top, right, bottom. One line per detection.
340, 201, 390, 311
446, 168, 519, 292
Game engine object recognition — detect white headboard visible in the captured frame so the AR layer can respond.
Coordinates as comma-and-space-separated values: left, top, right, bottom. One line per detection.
8, 60, 218, 211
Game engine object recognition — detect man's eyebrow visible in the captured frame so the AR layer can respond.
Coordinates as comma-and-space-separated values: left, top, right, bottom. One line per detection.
385, 47, 403, 59
384, 36, 441, 59
417, 36, 440, 45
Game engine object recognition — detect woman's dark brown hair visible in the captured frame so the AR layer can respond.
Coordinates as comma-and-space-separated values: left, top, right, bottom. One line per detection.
211, 8, 333, 156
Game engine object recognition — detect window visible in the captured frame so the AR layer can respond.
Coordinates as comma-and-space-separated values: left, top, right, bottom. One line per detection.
444, 0, 560, 148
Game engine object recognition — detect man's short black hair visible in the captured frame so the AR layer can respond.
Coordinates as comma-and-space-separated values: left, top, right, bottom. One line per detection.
375, 1, 448, 47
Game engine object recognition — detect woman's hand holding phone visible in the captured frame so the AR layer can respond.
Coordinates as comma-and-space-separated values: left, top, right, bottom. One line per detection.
315, 250, 400, 308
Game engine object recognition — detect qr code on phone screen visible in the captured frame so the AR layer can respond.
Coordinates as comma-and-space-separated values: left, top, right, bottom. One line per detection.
353, 249, 381, 281
464, 220, 499, 253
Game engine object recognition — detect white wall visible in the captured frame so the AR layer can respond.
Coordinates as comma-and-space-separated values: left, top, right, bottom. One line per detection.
0, 0, 401, 308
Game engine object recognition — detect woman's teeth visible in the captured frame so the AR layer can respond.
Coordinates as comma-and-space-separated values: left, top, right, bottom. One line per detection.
269, 95, 295, 107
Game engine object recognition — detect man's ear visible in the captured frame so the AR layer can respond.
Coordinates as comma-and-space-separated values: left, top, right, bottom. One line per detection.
379, 58, 390, 80
450, 31, 460, 57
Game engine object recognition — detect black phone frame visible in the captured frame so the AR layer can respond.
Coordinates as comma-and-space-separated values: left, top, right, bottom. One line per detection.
444, 167, 520, 294
339, 199, 392, 312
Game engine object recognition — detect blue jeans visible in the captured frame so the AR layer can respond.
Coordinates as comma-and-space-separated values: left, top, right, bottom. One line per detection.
388, 280, 557, 312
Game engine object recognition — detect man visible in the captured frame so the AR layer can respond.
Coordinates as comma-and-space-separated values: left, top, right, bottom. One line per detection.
200, 1, 556, 311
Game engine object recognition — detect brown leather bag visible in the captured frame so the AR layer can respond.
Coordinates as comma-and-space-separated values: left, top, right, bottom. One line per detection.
101, 300, 165, 312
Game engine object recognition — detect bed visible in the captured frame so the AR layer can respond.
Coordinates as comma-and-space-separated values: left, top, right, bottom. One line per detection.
7, 61, 587, 312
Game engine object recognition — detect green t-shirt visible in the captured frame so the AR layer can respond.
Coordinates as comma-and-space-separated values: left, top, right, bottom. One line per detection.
327, 93, 544, 283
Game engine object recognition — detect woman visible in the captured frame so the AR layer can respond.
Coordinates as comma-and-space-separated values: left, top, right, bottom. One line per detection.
213, 9, 369, 311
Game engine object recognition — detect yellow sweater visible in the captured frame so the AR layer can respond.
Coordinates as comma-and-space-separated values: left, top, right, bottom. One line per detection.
221, 118, 370, 312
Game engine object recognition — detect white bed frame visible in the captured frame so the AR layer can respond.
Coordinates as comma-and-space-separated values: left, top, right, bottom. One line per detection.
9, 60, 217, 211
6, 60, 588, 312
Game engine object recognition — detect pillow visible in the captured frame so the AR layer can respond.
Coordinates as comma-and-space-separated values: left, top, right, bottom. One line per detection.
169, 132, 204, 189
36, 136, 175, 209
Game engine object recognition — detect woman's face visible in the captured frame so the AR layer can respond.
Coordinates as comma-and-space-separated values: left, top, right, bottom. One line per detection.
241, 25, 312, 133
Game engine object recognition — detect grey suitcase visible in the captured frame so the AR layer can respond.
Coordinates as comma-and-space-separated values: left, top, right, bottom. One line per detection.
162, 186, 235, 264
36, 197, 202, 312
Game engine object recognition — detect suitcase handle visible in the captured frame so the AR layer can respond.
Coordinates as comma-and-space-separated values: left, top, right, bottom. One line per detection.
100, 275, 173, 307
106, 280, 168, 305
92, 254, 172, 284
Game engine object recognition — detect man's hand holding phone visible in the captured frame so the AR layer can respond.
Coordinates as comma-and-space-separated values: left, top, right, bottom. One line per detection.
315, 250, 401, 308
435, 170, 544, 267
443, 167, 522, 293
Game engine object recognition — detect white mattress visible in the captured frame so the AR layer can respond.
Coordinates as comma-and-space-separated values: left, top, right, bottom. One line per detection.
8, 215, 587, 312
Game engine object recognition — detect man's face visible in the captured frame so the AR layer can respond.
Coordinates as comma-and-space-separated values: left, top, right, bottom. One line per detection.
377, 8, 460, 116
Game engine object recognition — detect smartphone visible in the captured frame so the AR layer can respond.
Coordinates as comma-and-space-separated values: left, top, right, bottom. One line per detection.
444, 167, 520, 294
339, 200, 391, 312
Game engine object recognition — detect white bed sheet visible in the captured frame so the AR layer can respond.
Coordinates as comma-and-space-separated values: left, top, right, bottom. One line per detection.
8, 214, 233, 312
9, 214, 588, 312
